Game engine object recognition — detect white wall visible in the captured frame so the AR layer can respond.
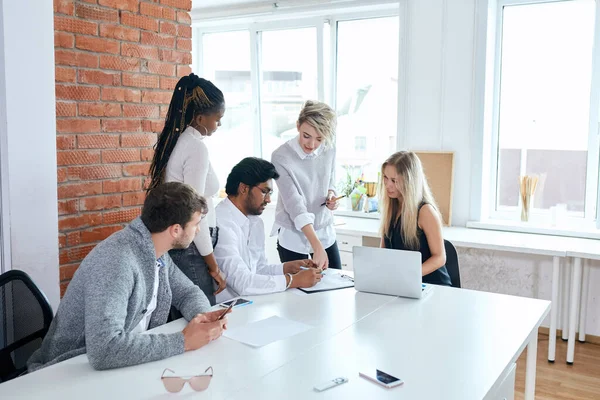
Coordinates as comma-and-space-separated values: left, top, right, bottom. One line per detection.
0, 0, 60, 310
400, 0, 600, 336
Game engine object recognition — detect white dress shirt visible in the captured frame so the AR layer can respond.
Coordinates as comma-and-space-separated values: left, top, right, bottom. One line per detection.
214, 198, 286, 303
271, 137, 336, 254
165, 125, 219, 256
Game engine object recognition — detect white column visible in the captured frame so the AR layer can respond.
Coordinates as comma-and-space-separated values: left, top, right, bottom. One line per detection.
566, 258, 582, 364
578, 261, 589, 343
524, 329, 538, 400
548, 256, 560, 362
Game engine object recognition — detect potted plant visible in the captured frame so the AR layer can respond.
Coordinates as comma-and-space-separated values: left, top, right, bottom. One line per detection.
338, 165, 357, 210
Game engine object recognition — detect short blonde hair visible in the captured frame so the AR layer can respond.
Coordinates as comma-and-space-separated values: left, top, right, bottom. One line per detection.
297, 100, 337, 148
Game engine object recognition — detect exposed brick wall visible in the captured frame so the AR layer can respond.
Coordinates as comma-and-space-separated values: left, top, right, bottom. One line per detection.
54, 0, 193, 296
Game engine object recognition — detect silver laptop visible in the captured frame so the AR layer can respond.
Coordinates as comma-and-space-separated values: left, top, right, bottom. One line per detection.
353, 246, 428, 299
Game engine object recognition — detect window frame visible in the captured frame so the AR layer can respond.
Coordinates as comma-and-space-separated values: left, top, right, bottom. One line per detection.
485, 0, 600, 229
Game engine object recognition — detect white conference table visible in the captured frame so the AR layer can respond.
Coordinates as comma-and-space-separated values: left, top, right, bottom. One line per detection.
0, 285, 549, 400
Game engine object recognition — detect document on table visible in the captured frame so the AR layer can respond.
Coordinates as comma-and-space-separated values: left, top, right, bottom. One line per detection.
298, 269, 354, 294
223, 316, 312, 347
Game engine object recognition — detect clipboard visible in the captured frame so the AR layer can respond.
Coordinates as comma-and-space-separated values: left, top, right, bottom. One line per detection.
298, 270, 355, 294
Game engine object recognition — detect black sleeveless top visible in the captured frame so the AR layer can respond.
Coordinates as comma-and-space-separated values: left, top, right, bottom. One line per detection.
383, 203, 452, 286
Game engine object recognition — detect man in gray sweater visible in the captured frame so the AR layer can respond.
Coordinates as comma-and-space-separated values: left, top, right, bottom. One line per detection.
28, 182, 227, 372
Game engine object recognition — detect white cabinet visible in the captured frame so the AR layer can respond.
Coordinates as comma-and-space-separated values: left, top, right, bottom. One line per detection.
340, 250, 353, 271
484, 363, 516, 400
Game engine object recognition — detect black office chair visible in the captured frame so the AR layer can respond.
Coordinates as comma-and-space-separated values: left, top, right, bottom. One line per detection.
444, 240, 461, 288
0, 270, 53, 382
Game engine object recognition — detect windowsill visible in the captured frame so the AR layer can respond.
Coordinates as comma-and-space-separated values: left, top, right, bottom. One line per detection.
467, 220, 600, 240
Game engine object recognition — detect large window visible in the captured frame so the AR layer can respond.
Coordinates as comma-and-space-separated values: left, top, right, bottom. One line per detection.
195, 10, 399, 196
492, 0, 599, 225
202, 31, 254, 191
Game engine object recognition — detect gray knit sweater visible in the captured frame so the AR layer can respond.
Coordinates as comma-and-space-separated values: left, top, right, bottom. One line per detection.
271, 139, 336, 232
27, 218, 211, 372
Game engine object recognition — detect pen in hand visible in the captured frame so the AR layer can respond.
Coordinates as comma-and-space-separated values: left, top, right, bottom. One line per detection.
321, 195, 346, 206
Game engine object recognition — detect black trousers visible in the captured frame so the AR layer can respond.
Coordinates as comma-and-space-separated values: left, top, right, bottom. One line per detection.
277, 241, 342, 269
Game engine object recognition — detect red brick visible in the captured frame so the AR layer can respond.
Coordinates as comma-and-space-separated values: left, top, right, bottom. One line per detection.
101, 87, 141, 102
78, 102, 121, 117
66, 231, 81, 246
162, 7, 176, 20
103, 178, 142, 193
58, 199, 79, 215
160, 76, 179, 90
75, 36, 119, 54
123, 104, 159, 118
80, 225, 123, 243
141, 119, 164, 133
146, 61, 175, 76
68, 164, 121, 180
58, 167, 68, 183
121, 133, 157, 147
102, 149, 140, 163
56, 84, 100, 101
158, 49, 190, 64
121, 43, 159, 60
177, 65, 192, 76
80, 194, 122, 211
178, 25, 191, 39
60, 282, 69, 297
57, 150, 101, 166
78, 70, 121, 86
123, 191, 146, 206
55, 50, 99, 68
102, 119, 142, 132
98, 0, 138, 12
55, 31, 74, 48
54, 16, 98, 35
140, 2, 162, 18
54, 0, 75, 15
121, 12, 159, 32
160, 0, 192, 11
100, 55, 140, 71
57, 135, 77, 150
77, 133, 121, 148
141, 90, 171, 104
141, 148, 154, 161
75, 3, 118, 22
56, 66, 76, 83
123, 162, 150, 176
142, 176, 152, 190
57, 101, 77, 117
57, 118, 101, 133
60, 264, 80, 281
141, 31, 175, 48
57, 182, 103, 199
159, 21, 176, 35
62, 244, 97, 263
59, 234, 67, 249
122, 73, 159, 88
176, 37, 191, 51
159, 105, 169, 118
99, 24, 140, 42
176, 11, 191, 24
103, 208, 141, 224
68, 164, 122, 180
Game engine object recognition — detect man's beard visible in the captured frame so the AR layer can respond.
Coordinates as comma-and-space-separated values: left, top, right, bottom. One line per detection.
172, 236, 192, 250
246, 197, 267, 216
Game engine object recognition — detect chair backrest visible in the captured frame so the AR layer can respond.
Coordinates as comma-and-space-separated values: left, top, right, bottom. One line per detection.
444, 240, 461, 288
0, 270, 53, 382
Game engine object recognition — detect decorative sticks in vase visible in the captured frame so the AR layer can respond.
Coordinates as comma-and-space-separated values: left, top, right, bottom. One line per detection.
519, 175, 539, 222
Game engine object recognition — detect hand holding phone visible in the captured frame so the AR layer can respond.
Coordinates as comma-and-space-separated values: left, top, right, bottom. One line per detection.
359, 369, 403, 389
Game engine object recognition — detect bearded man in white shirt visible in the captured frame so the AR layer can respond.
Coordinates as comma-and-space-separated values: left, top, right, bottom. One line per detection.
214, 157, 322, 302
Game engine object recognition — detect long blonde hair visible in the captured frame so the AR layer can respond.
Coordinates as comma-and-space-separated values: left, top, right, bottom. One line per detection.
379, 151, 439, 250
297, 100, 337, 149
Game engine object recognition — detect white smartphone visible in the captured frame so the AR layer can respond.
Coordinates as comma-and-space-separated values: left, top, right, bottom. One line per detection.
359, 369, 404, 389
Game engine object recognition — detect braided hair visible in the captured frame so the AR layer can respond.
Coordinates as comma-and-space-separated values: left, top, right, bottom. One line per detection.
148, 73, 224, 191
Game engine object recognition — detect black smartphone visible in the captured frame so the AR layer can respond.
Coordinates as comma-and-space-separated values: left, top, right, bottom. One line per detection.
217, 298, 237, 320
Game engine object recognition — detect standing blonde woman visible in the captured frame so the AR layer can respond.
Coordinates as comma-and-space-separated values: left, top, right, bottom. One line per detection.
379, 151, 451, 285
271, 100, 341, 269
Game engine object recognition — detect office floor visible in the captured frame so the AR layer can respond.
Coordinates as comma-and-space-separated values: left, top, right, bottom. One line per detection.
515, 335, 600, 400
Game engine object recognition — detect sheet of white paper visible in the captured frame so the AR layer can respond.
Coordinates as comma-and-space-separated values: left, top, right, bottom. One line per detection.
299, 269, 354, 293
223, 316, 312, 347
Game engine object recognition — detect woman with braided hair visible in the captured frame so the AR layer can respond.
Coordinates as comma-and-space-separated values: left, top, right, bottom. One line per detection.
148, 73, 226, 305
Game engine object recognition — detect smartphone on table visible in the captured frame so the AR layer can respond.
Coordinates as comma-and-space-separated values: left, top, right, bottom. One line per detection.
359, 369, 403, 388
217, 299, 237, 320
218, 298, 253, 309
